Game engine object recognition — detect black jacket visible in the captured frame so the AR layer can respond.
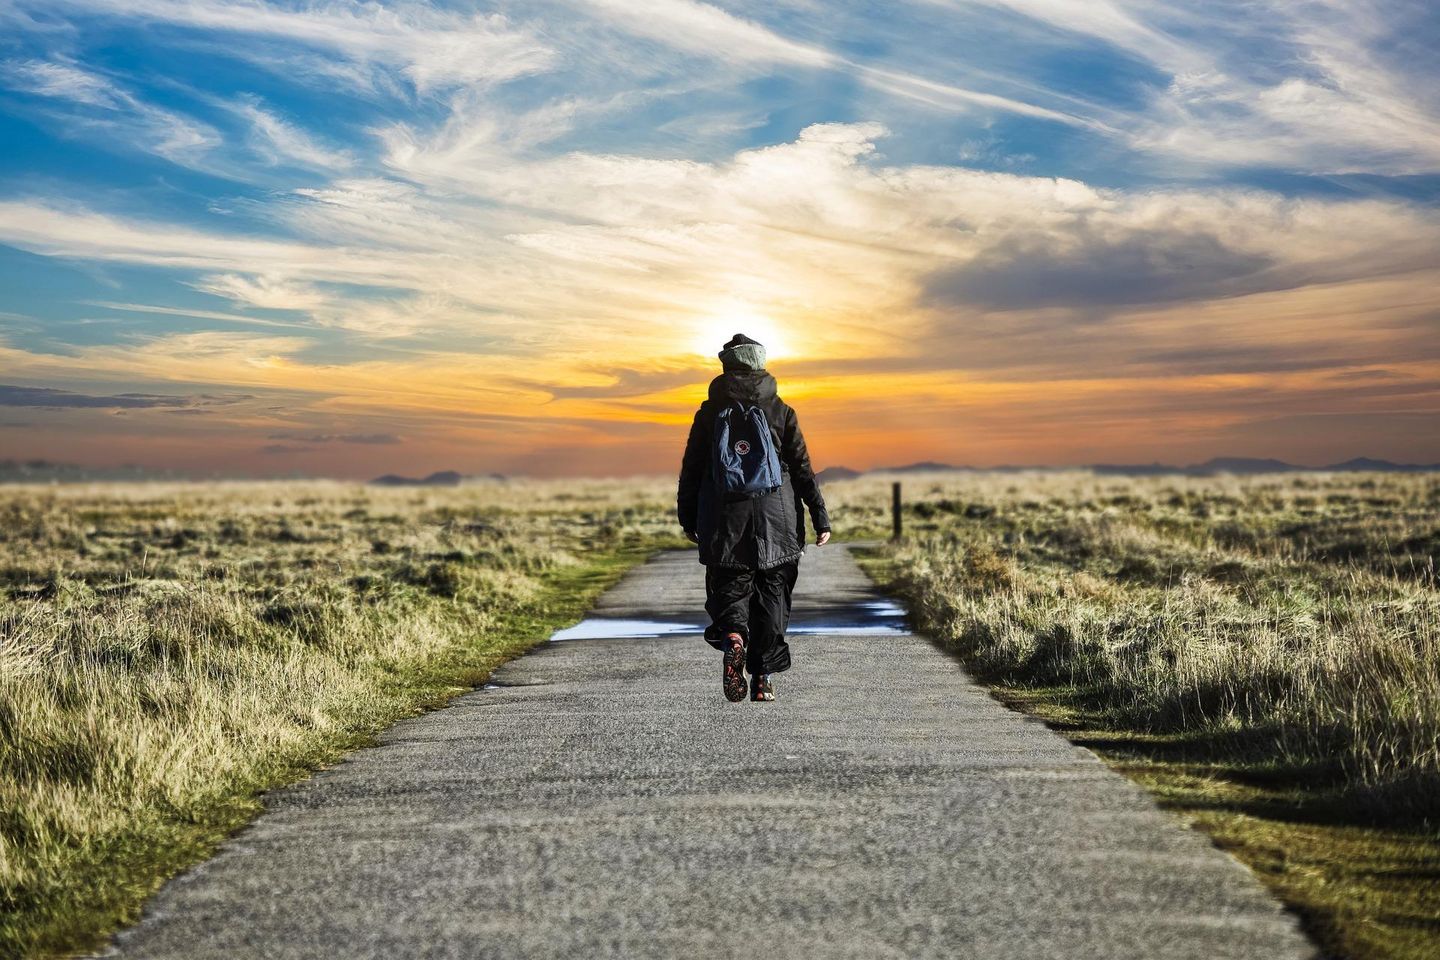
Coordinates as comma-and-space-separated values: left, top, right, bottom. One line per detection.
677, 370, 830, 569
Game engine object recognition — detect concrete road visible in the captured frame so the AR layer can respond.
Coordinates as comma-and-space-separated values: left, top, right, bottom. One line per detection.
105, 545, 1315, 959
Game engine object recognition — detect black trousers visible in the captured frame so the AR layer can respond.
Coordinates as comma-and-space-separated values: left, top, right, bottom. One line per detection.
703, 561, 800, 675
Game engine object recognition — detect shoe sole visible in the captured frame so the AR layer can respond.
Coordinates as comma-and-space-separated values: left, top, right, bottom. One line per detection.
723, 642, 746, 703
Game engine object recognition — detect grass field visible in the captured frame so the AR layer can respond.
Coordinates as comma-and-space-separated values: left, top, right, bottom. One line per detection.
3, 471, 1437, 959
0, 479, 678, 958
834, 470, 1440, 960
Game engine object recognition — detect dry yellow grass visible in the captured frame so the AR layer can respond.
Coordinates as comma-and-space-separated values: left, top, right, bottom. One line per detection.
0, 478, 678, 958
840, 469, 1440, 960
5, 470, 1438, 959
843, 470, 1440, 811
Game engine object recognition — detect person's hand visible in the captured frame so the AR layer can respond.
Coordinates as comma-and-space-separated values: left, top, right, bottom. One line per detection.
684, 529, 699, 544
816, 530, 831, 546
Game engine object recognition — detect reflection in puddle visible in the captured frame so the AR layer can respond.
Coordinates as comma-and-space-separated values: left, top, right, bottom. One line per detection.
550, 618, 703, 641
792, 599, 907, 635
790, 623, 906, 635
549, 600, 909, 641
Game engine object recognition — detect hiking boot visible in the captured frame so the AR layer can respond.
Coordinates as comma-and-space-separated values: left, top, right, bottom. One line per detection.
750, 673, 774, 702
722, 633, 747, 702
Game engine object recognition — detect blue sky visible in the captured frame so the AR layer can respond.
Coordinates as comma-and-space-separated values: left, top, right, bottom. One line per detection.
1, 1, 1438, 476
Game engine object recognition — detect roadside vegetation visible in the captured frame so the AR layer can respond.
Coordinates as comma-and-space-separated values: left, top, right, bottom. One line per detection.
0, 479, 679, 959
832, 470, 1440, 960
5, 471, 1436, 960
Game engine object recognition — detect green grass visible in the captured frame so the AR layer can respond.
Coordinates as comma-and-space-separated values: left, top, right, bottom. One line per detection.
838, 468, 1440, 960
0, 480, 679, 959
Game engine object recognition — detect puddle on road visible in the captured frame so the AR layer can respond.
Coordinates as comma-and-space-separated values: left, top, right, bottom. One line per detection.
549, 600, 909, 641
549, 618, 704, 641
791, 599, 907, 635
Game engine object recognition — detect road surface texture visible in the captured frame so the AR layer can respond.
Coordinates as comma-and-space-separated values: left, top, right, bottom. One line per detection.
105, 545, 1315, 959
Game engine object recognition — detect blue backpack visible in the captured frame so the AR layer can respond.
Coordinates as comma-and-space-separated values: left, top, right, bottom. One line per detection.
713, 402, 782, 498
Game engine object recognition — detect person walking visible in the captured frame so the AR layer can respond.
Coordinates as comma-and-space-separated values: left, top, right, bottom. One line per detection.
677, 333, 831, 702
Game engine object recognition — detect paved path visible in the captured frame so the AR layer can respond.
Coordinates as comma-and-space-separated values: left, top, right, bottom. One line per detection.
106, 545, 1315, 959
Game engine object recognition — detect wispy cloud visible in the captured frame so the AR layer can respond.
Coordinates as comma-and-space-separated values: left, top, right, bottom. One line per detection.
0, 201, 418, 287
4, 123, 1437, 352
267, 432, 402, 444
83, 301, 313, 330
11, 0, 1438, 178
911, 0, 1206, 74
231, 96, 353, 170
24, 0, 555, 93
0, 383, 254, 408
902, 0, 1440, 174
3, 57, 119, 106
3, 121, 1436, 425
1, 1, 1438, 473
191, 274, 331, 311
2, 56, 222, 168
572, 0, 834, 69
568, 0, 1089, 125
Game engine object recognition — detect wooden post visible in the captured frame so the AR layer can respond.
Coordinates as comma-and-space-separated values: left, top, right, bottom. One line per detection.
891, 481, 902, 541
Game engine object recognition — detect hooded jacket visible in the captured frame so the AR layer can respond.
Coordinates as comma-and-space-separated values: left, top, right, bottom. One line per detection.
677, 369, 830, 569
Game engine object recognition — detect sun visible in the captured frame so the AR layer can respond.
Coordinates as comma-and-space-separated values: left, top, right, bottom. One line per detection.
691, 305, 791, 362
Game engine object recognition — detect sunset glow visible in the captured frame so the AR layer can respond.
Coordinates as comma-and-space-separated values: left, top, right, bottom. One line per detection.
691, 307, 792, 361
1, 1, 1438, 477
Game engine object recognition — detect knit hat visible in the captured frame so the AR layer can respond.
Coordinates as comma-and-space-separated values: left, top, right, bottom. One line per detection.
718, 333, 766, 371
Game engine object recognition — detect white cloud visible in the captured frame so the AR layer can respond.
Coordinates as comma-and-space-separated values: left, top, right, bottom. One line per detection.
0, 200, 422, 288
571, 0, 834, 68
913, 0, 1206, 73
1134, 73, 1440, 174
1130, 2, 1440, 178
2, 57, 223, 168
953, 0, 1440, 174
568, 0, 1087, 125
14, 0, 1437, 176
2, 0, 1437, 472
316, 293, 480, 339
83, 300, 313, 329
3, 57, 120, 106
0, 117, 1436, 472
233, 98, 353, 170
3, 123, 1436, 363
26, 0, 555, 93
191, 273, 331, 311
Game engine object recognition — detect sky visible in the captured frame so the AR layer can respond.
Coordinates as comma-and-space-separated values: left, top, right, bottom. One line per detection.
1, 0, 1438, 478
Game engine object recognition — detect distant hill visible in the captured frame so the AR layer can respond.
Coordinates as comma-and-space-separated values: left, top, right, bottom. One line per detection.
815, 456, 1440, 482
1324, 457, 1440, 472
818, 462, 974, 481
883, 461, 973, 473
1158, 456, 1440, 475
816, 462, 969, 482
815, 466, 862, 483
6, 457, 1436, 487
369, 470, 465, 487
0, 461, 505, 485
0, 459, 189, 483
1188, 457, 1299, 474
1091, 462, 1181, 476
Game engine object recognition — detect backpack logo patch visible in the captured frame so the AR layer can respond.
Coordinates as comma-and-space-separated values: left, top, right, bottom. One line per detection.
733, 440, 751, 455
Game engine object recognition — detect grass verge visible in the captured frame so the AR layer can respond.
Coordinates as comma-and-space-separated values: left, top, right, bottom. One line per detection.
855, 546, 1440, 960
1, 481, 678, 959
9, 547, 650, 959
